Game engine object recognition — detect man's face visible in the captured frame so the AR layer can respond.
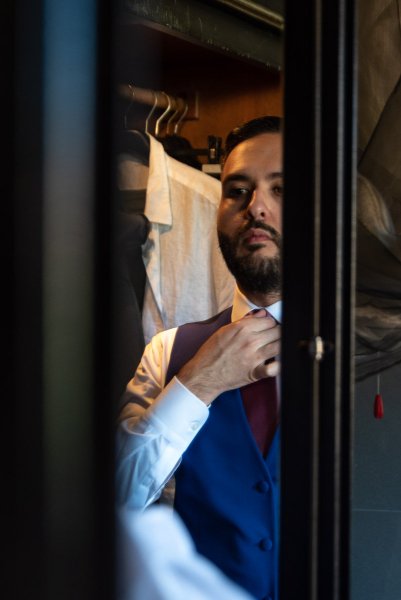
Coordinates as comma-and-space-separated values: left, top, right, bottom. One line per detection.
217, 132, 283, 296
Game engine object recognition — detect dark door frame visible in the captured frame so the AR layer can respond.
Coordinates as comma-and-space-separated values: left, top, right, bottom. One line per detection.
7, 1, 357, 598
280, 1, 357, 599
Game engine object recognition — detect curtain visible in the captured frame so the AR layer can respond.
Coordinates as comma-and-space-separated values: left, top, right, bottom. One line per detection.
355, 0, 401, 379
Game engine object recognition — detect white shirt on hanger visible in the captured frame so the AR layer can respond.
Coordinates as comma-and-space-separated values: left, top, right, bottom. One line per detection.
141, 135, 235, 343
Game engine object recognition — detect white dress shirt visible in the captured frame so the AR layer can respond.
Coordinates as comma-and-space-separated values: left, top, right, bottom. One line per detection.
116, 288, 282, 510
117, 505, 255, 600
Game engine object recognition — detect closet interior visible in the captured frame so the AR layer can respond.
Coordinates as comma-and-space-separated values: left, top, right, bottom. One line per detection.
114, 8, 284, 161
111, 1, 285, 400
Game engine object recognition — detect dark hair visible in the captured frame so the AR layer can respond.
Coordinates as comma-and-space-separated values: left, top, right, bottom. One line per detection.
224, 116, 282, 161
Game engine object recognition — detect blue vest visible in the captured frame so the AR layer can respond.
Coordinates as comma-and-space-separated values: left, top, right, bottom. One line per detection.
166, 307, 280, 600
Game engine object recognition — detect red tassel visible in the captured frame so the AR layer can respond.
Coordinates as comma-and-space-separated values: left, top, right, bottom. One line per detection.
374, 393, 384, 419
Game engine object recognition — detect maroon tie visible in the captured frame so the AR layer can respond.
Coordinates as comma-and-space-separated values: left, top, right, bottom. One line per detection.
241, 375, 279, 456
240, 308, 280, 455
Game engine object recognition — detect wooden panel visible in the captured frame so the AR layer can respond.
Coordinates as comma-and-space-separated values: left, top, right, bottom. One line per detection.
116, 22, 283, 153
165, 65, 283, 151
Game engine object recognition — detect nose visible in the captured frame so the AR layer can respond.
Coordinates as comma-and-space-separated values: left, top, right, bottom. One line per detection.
246, 188, 271, 221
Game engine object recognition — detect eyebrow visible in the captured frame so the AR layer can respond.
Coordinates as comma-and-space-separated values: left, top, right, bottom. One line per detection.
222, 171, 283, 186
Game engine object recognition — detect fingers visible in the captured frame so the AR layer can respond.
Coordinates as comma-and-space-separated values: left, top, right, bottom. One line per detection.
181, 310, 281, 399
240, 309, 278, 333
249, 320, 281, 381
243, 308, 269, 319
254, 324, 281, 356
260, 336, 281, 356
239, 311, 281, 366
243, 308, 273, 323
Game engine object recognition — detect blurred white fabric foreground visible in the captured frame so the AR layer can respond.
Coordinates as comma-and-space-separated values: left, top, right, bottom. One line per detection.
116, 506, 254, 600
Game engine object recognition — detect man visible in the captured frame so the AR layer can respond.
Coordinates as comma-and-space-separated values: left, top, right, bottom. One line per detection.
116, 116, 283, 600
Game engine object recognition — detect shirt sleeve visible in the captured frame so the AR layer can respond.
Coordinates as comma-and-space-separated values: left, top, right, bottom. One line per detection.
115, 329, 209, 510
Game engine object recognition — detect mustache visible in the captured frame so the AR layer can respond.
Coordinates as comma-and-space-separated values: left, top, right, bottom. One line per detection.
239, 219, 281, 247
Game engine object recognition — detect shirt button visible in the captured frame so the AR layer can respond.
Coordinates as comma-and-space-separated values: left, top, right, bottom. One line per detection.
255, 480, 270, 493
189, 421, 200, 431
259, 537, 273, 551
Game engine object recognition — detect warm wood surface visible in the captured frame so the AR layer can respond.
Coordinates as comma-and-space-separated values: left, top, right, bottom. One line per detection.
116, 22, 283, 153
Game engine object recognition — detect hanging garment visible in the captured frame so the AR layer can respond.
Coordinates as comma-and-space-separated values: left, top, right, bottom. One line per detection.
113, 211, 149, 400
357, 0, 401, 154
117, 151, 149, 213
355, 0, 401, 379
113, 151, 150, 397
137, 135, 235, 343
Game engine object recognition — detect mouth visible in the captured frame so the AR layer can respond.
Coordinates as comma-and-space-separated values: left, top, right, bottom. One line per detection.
242, 228, 274, 247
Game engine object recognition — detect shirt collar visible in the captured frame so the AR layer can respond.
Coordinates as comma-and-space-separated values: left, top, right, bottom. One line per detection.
231, 286, 282, 323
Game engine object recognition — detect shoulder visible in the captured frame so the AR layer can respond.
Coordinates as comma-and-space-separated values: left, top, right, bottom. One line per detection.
142, 326, 179, 383
119, 326, 178, 417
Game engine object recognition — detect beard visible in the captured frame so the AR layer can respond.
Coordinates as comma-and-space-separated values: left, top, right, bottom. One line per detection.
218, 219, 282, 295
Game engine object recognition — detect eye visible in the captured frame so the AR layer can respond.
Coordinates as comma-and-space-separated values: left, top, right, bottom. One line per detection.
227, 186, 252, 200
272, 184, 283, 197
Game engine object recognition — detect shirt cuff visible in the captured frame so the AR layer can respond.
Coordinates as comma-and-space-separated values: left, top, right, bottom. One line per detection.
146, 376, 209, 445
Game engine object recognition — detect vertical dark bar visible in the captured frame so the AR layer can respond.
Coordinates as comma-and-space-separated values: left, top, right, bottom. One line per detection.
318, 1, 356, 598
8, 1, 115, 599
280, 1, 320, 597
93, 0, 116, 597
8, 1, 46, 598
281, 1, 356, 599
41, 0, 116, 598
41, 2, 98, 597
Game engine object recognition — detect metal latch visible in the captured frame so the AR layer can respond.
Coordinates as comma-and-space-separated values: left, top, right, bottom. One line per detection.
299, 335, 330, 362
308, 335, 325, 361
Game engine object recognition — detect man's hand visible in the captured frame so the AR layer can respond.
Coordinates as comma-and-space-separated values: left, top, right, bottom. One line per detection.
177, 309, 281, 405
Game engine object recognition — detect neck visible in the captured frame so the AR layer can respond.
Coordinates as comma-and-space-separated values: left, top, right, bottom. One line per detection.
240, 287, 281, 308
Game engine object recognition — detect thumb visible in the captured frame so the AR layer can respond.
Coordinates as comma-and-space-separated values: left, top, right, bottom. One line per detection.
267, 359, 280, 378
253, 359, 280, 381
